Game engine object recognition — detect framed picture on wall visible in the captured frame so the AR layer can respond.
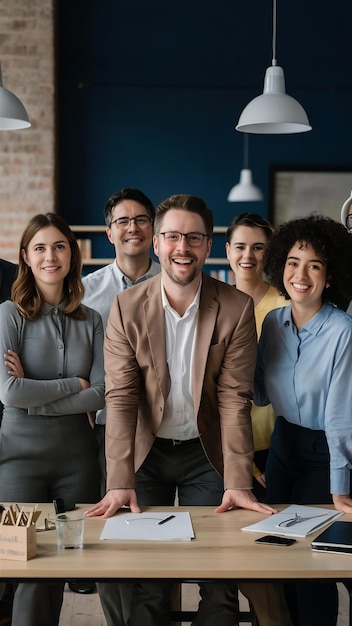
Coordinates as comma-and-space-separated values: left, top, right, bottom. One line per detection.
268, 167, 352, 227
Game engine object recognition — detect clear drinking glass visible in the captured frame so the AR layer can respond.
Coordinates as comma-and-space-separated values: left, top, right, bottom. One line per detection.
52, 511, 85, 549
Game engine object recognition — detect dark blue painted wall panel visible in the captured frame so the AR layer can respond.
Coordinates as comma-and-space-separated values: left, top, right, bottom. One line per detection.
56, 0, 352, 234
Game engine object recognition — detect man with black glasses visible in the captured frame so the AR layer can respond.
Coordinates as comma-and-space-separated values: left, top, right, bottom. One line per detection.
82, 187, 160, 489
83, 187, 160, 341
87, 194, 292, 626
76, 188, 159, 601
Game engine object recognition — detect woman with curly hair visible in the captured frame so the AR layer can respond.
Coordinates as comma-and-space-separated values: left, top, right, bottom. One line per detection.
255, 214, 352, 626
0, 213, 104, 626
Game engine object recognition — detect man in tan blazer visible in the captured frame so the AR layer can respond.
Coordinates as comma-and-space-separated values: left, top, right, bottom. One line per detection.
87, 194, 291, 626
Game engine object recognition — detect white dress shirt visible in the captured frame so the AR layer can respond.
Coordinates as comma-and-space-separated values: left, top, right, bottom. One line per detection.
156, 281, 201, 441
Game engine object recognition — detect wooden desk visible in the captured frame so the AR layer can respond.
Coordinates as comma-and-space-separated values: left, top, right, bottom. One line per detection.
0, 505, 352, 584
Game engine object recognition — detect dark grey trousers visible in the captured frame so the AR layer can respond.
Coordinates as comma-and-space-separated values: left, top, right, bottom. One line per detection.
0, 411, 100, 626
97, 438, 292, 626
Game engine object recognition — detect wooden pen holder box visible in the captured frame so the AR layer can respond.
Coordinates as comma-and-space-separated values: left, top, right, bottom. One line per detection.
0, 523, 37, 561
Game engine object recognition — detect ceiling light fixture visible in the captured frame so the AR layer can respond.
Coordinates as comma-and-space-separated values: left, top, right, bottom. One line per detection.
0, 65, 31, 130
227, 134, 263, 202
341, 192, 352, 229
236, 0, 311, 134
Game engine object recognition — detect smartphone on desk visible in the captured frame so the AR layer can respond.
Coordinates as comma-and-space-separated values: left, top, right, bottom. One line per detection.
255, 535, 296, 547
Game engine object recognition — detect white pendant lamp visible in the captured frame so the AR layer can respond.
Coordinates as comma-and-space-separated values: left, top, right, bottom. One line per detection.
228, 134, 263, 202
0, 65, 31, 130
341, 191, 352, 229
236, 0, 311, 134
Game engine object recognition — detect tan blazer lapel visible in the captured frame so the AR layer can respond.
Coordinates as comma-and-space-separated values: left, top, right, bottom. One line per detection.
192, 276, 219, 416
143, 276, 170, 401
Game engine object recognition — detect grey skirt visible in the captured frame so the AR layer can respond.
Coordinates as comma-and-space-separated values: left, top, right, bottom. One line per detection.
0, 408, 100, 504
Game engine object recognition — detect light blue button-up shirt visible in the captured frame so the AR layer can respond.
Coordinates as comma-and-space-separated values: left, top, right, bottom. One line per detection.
82, 259, 160, 329
255, 302, 352, 495
82, 259, 160, 424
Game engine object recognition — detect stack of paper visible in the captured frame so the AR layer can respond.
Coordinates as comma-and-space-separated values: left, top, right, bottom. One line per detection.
100, 511, 194, 541
241, 505, 343, 538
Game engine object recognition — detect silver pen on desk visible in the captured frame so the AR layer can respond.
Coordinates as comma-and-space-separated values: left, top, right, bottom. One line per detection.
158, 515, 176, 526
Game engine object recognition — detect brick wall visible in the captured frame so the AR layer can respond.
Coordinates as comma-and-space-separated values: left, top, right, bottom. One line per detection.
0, 0, 54, 262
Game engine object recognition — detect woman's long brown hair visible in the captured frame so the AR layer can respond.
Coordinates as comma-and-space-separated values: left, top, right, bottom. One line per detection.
12, 213, 86, 321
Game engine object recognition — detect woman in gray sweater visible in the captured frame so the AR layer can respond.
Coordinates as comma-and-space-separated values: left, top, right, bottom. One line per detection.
0, 213, 105, 626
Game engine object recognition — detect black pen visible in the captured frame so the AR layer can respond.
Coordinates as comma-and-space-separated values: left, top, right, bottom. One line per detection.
158, 515, 175, 526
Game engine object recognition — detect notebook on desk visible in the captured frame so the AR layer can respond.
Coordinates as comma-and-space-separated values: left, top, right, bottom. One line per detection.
311, 521, 352, 554
241, 504, 342, 537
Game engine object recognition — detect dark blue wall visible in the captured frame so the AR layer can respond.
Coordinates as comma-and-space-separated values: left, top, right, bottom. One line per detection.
56, 0, 352, 249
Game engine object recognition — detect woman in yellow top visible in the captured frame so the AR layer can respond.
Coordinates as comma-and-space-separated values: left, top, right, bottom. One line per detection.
226, 213, 287, 499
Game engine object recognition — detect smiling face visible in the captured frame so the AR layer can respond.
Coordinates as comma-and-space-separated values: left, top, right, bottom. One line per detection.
283, 240, 328, 314
226, 225, 268, 286
153, 209, 211, 288
106, 199, 153, 262
21, 225, 72, 299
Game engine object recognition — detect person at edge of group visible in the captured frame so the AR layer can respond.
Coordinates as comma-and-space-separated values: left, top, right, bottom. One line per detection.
0, 213, 105, 626
0, 258, 17, 303
0, 258, 17, 430
81, 187, 160, 606
0, 258, 18, 428
226, 213, 288, 501
340, 190, 352, 317
254, 214, 352, 626
0, 258, 17, 619
87, 194, 292, 626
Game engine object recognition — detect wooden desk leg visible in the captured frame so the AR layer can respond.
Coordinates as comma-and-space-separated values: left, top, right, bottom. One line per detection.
171, 583, 182, 626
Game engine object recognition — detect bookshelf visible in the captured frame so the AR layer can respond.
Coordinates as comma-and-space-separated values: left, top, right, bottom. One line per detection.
70, 225, 229, 269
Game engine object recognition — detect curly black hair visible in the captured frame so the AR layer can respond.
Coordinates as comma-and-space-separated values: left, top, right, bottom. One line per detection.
263, 214, 352, 311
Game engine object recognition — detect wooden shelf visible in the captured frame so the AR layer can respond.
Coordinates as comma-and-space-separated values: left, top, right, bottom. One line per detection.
70, 225, 228, 234
205, 258, 228, 265
80, 258, 113, 265
71, 225, 107, 233
81, 258, 227, 266
71, 225, 228, 267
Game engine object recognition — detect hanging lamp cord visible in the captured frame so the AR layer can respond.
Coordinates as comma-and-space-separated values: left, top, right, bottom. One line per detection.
243, 134, 249, 169
272, 0, 277, 65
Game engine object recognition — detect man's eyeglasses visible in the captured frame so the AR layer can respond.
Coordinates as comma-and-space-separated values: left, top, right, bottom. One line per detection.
110, 215, 152, 228
158, 232, 209, 247
346, 214, 352, 231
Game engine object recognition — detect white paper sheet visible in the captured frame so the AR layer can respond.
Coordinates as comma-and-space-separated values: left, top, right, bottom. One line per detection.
100, 511, 195, 541
241, 505, 343, 538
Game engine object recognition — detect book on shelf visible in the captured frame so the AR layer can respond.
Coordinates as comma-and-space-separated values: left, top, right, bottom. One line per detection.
76, 238, 92, 260
210, 269, 235, 284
